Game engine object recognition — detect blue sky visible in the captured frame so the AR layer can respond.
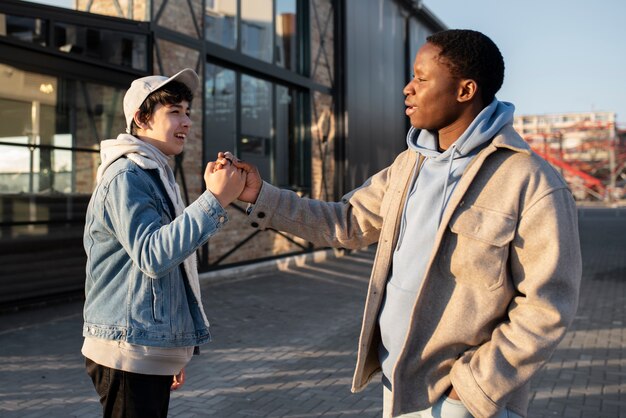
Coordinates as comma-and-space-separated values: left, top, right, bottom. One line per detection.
423, 0, 626, 127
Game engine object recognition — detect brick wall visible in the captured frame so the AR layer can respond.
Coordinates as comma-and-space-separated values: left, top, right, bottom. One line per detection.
75, 0, 149, 21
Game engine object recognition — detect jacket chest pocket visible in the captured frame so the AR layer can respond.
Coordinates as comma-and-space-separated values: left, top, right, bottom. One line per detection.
438, 204, 516, 291
154, 196, 173, 223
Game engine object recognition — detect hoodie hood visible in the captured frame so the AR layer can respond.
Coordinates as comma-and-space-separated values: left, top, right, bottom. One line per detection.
406, 99, 515, 160
96, 133, 171, 184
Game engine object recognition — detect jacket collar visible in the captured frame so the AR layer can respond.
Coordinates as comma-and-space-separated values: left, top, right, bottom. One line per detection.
490, 125, 532, 155
433, 124, 529, 236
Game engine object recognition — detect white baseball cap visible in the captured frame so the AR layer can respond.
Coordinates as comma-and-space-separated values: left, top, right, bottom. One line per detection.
123, 68, 200, 133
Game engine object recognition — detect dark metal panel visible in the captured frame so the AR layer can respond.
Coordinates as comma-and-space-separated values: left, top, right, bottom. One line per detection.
344, 0, 408, 190
0, 194, 90, 309
333, 0, 346, 199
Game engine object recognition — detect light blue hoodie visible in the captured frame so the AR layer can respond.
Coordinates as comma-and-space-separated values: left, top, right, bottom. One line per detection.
378, 99, 516, 384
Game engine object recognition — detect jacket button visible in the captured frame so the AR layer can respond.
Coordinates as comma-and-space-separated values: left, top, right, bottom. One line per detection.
257, 212, 266, 218
251, 222, 259, 228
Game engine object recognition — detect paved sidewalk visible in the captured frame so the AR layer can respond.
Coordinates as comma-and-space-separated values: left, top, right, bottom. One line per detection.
0, 206, 624, 417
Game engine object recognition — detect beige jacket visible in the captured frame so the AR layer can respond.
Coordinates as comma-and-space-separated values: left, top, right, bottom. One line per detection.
248, 125, 582, 418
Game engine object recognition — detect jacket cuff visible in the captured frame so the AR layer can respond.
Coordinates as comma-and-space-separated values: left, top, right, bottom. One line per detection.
450, 355, 499, 418
197, 190, 229, 228
247, 181, 279, 230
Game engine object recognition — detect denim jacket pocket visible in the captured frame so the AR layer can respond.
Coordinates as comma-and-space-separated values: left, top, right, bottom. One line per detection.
154, 196, 173, 223
438, 204, 516, 291
151, 277, 164, 323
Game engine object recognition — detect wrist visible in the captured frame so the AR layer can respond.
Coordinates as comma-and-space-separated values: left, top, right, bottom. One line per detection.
446, 387, 460, 400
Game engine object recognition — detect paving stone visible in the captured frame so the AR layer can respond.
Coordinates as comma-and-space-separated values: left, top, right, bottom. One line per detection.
0, 206, 625, 417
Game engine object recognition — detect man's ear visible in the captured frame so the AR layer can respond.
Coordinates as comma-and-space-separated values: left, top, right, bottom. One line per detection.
457, 79, 478, 103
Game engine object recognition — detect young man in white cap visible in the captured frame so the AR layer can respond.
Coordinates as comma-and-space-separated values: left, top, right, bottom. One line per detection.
82, 68, 245, 418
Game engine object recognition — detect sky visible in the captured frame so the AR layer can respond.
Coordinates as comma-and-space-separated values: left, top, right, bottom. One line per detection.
423, 0, 626, 127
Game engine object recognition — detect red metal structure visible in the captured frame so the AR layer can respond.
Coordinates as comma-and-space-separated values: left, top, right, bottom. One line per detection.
521, 120, 625, 201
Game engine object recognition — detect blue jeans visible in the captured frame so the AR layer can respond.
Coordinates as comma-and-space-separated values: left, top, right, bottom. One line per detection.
382, 386, 523, 418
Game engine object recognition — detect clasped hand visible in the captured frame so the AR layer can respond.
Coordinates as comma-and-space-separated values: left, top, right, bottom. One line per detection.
204, 151, 261, 207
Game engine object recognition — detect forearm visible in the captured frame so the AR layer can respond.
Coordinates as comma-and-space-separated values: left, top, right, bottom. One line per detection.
113, 190, 228, 277
248, 182, 381, 249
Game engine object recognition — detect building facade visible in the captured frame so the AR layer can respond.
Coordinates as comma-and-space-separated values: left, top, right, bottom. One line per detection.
0, 0, 444, 307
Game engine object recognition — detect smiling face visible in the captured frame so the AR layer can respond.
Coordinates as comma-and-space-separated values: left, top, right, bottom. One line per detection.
403, 42, 466, 132
135, 101, 192, 156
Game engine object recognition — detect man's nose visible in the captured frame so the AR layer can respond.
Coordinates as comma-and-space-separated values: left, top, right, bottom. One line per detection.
402, 80, 414, 95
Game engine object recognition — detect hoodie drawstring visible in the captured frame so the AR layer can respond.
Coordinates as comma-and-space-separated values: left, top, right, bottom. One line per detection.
396, 156, 422, 249
438, 144, 457, 226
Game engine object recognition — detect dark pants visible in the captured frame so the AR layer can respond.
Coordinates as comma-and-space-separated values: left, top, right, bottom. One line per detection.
85, 357, 173, 418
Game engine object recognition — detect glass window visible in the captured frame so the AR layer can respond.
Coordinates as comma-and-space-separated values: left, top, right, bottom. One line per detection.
53, 22, 148, 71
205, 64, 306, 190
276, 0, 296, 70
0, 13, 47, 46
205, 63, 237, 163
20, 0, 74, 8
0, 140, 32, 193
205, 0, 237, 49
241, 74, 272, 180
0, 64, 125, 197
275, 84, 299, 187
241, 0, 272, 62
0, 63, 125, 246
205, 0, 300, 70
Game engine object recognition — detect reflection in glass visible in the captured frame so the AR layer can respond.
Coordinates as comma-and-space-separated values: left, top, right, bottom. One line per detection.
275, 85, 292, 187
276, 0, 297, 70
53, 23, 147, 71
0, 145, 76, 194
72, 80, 124, 148
206, 64, 306, 191
241, 75, 271, 138
0, 14, 47, 46
51, 143, 72, 193
0, 64, 125, 197
310, 0, 334, 87
241, 74, 272, 181
205, 63, 236, 162
19, 0, 74, 9
205, 0, 237, 49
0, 144, 32, 193
241, 0, 272, 62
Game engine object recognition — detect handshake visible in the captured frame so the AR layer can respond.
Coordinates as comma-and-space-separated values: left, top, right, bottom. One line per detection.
204, 151, 262, 208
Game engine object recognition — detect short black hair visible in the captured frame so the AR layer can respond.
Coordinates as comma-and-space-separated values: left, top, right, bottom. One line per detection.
426, 29, 504, 105
130, 80, 193, 135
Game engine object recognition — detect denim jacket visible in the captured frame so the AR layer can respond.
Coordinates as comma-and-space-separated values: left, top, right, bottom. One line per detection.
83, 157, 227, 347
